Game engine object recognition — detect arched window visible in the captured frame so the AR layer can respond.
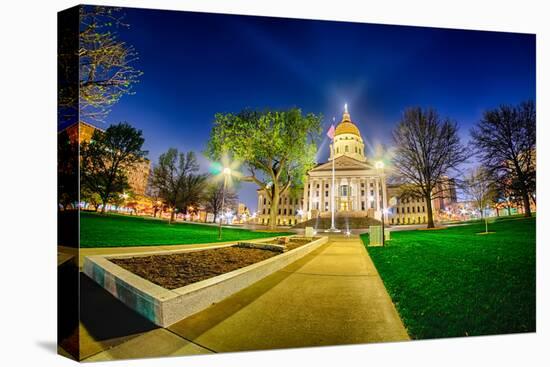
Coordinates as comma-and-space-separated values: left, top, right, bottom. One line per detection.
345, 145, 349, 153
355, 146, 358, 153
336, 147, 339, 153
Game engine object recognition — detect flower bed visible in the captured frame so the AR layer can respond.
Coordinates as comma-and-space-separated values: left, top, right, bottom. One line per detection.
83, 236, 329, 327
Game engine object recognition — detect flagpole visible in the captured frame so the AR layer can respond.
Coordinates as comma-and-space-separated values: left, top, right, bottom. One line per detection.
325, 116, 339, 233
331, 140, 336, 230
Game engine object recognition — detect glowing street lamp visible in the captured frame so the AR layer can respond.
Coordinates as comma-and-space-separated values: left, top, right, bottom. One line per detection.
375, 161, 386, 246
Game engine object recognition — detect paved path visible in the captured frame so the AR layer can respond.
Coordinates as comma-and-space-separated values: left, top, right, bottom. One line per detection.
82, 235, 409, 361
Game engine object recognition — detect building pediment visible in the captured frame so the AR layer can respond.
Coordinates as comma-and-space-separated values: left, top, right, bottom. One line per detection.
310, 155, 372, 172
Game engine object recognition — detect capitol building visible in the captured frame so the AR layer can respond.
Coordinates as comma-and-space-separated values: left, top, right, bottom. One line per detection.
255, 106, 456, 227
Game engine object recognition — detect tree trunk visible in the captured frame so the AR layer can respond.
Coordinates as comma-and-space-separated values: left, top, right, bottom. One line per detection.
169, 209, 175, 224
522, 190, 532, 217
425, 194, 435, 228
268, 186, 280, 230
100, 199, 107, 214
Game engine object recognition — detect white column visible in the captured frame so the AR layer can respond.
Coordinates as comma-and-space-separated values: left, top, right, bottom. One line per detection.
336, 177, 341, 212
357, 178, 361, 211
320, 179, 325, 213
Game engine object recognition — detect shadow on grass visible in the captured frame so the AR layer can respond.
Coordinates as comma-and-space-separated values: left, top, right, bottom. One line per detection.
80, 273, 158, 341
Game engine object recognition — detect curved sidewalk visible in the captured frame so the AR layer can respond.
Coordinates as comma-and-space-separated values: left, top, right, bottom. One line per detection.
84, 235, 409, 361
167, 235, 409, 352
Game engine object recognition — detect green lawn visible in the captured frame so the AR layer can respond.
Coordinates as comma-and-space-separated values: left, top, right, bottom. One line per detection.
80, 212, 291, 248
361, 216, 536, 339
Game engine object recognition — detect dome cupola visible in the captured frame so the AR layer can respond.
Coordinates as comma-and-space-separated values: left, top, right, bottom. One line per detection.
335, 103, 361, 137
330, 104, 366, 162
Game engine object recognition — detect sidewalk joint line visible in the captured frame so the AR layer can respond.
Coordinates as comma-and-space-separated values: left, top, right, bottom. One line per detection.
165, 328, 218, 353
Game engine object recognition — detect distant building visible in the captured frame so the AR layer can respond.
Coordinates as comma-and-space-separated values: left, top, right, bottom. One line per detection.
385, 179, 457, 225
256, 191, 303, 226
60, 121, 151, 196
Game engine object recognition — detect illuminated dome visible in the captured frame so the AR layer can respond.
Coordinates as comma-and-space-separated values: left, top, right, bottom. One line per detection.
330, 104, 366, 162
334, 105, 361, 136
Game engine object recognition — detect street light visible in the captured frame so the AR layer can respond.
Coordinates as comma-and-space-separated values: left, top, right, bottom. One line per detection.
375, 161, 386, 246
218, 168, 232, 232
218, 167, 232, 240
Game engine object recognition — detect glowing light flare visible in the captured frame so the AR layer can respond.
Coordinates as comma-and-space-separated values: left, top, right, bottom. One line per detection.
209, 154, 243, 187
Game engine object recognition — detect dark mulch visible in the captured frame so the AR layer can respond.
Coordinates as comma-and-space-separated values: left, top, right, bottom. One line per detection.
110, 246, 278, 290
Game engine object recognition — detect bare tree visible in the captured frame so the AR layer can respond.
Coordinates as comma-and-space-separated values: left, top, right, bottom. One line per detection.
392, 107, 468, 228
459, 167, 496, 232
203, 182, 238, 223
59, 6, 143, 123
470, 101, 536, 217
151, 148, 207, 224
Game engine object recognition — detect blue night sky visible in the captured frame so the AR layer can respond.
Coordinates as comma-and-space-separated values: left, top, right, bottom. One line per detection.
96, 7, 535, 211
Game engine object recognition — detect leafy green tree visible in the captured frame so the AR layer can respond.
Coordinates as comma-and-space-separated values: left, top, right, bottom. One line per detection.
81, 122, 147, 214
151, 148, 208, 224
470, 101, 536, 217
80, 187, 102, 211
392, 107, 467, 228
207, 108, 322, 229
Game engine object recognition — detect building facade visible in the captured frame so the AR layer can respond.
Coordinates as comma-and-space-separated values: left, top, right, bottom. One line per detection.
255, 106, 457, 226
302, 106, 387, 221
386, 178, 457, 225
256, 190, 303, 226
62, 121, 151, 196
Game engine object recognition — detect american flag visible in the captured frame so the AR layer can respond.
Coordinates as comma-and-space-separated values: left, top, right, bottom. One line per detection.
327, 124, 335, 140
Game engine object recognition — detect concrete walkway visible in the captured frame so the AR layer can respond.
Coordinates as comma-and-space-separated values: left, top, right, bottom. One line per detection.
83, 235, 408, 361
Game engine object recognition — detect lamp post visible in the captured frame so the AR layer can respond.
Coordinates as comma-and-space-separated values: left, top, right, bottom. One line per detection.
218, 167, 232, 240
375, 161, 386, 246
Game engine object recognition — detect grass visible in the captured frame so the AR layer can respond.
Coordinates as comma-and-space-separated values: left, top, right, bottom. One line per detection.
80, 212, 292, 248
361, 216, 536, 339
